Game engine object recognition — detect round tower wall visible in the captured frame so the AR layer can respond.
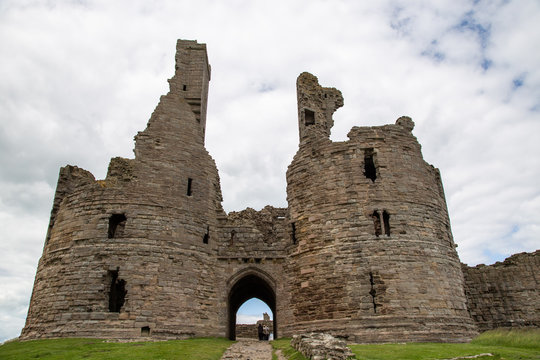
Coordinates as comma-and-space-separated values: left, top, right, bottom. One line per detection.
285, 121, 477, 342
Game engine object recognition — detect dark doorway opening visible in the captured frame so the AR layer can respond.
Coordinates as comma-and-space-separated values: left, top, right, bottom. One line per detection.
107, 269, 127, 312
228, 273, 276, 340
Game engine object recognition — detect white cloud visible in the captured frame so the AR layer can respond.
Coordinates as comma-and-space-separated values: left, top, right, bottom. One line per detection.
236, 314, 262, 325
0, 0, 539, 342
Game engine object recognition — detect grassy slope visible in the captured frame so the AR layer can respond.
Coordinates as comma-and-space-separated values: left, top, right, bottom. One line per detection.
0, 337, 233, 360
271, 338, 307, 360
350, 329, 540, 360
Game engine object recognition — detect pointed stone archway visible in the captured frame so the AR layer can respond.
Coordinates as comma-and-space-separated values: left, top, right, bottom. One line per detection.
227, 268, 277, 340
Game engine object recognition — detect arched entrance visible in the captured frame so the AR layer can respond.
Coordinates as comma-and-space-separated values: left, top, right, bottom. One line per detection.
227, 268, 277, 340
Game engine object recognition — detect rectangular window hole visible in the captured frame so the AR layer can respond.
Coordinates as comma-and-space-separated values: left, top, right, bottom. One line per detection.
304, 109, 315, 126
383, 210, 390, 236
187, 178, 193, 196
141, 326, 150, 336
230, 229, 236, 246
203, 226, 209, 244
108, 214, 127, 239
364, 148, 377, 182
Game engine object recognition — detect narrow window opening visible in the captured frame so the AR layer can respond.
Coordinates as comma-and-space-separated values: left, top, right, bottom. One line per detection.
383, 211, 390, 236
187, 178, 193, 196
369, 272, 377, 314
230, 230, 236, 246
291, 222, 297, 244
203, 226, 209, 244
364, 149, 377, 182
183, 85, 187, 91
371, 211, 381, 237
108, 269, 127, 312
304, 109, 315, 126
141, 326, 150, 336
108, 214, 127, 239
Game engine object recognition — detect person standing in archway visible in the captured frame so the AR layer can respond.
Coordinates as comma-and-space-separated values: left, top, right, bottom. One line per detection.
258, 323, 263, 340
263, 324, 270, 340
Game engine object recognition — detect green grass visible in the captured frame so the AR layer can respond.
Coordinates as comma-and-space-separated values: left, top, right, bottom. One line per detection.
0, 337, 233, 360
2, 330, 539, 360
271, 338, 307, 360
472, 328, 540, 349
350, 329, 540, 360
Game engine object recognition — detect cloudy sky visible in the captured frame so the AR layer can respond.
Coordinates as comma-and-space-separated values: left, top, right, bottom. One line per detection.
1, 0, 539, 342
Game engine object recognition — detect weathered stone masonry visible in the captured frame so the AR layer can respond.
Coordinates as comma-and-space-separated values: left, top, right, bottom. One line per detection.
462, 251, 539, 332
21, 39, 538, 342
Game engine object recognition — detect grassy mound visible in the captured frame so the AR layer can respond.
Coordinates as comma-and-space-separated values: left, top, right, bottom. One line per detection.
0, 337, 233, 360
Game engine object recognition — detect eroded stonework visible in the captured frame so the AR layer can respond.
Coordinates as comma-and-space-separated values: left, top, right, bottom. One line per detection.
21, 39, 538, 342
462, 251, 540, 331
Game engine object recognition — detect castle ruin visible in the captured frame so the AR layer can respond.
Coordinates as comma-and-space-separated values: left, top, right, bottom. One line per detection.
21, 39, 539, 342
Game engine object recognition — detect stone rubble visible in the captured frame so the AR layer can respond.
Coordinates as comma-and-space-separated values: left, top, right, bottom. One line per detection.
291, 333, 354, 360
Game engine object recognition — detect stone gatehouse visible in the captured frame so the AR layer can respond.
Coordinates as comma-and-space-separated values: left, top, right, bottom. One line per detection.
21, 39, 539, 343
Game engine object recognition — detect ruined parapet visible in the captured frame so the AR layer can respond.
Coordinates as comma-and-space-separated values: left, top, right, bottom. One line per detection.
43, 165, 96, 247
220, 206, 288, 247
285, 74, 476, 342
105, 157, 135, 185
297, 72, 343, 143
462, 251, 540, 331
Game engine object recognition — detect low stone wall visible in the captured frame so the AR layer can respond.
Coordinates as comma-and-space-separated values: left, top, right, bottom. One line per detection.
235, 324, 258, 339
462, 251, 539, 331
236, 319, 273, 339
291, 333, 354, 360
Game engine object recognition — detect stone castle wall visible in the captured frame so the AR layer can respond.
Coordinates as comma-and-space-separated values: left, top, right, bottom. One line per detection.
462, 251, 540, 331
21, 39, 538, 343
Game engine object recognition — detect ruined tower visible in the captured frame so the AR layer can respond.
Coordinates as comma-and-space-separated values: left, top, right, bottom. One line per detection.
284, 73, 477, 342
22, 39, 536, 343
21, 40, 225, 339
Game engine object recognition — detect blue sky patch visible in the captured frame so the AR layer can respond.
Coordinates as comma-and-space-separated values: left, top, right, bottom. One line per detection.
481, 58, 493, 71
456, 10, 491, 49
512, 75, 525, 90
421, 39, 445, 63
